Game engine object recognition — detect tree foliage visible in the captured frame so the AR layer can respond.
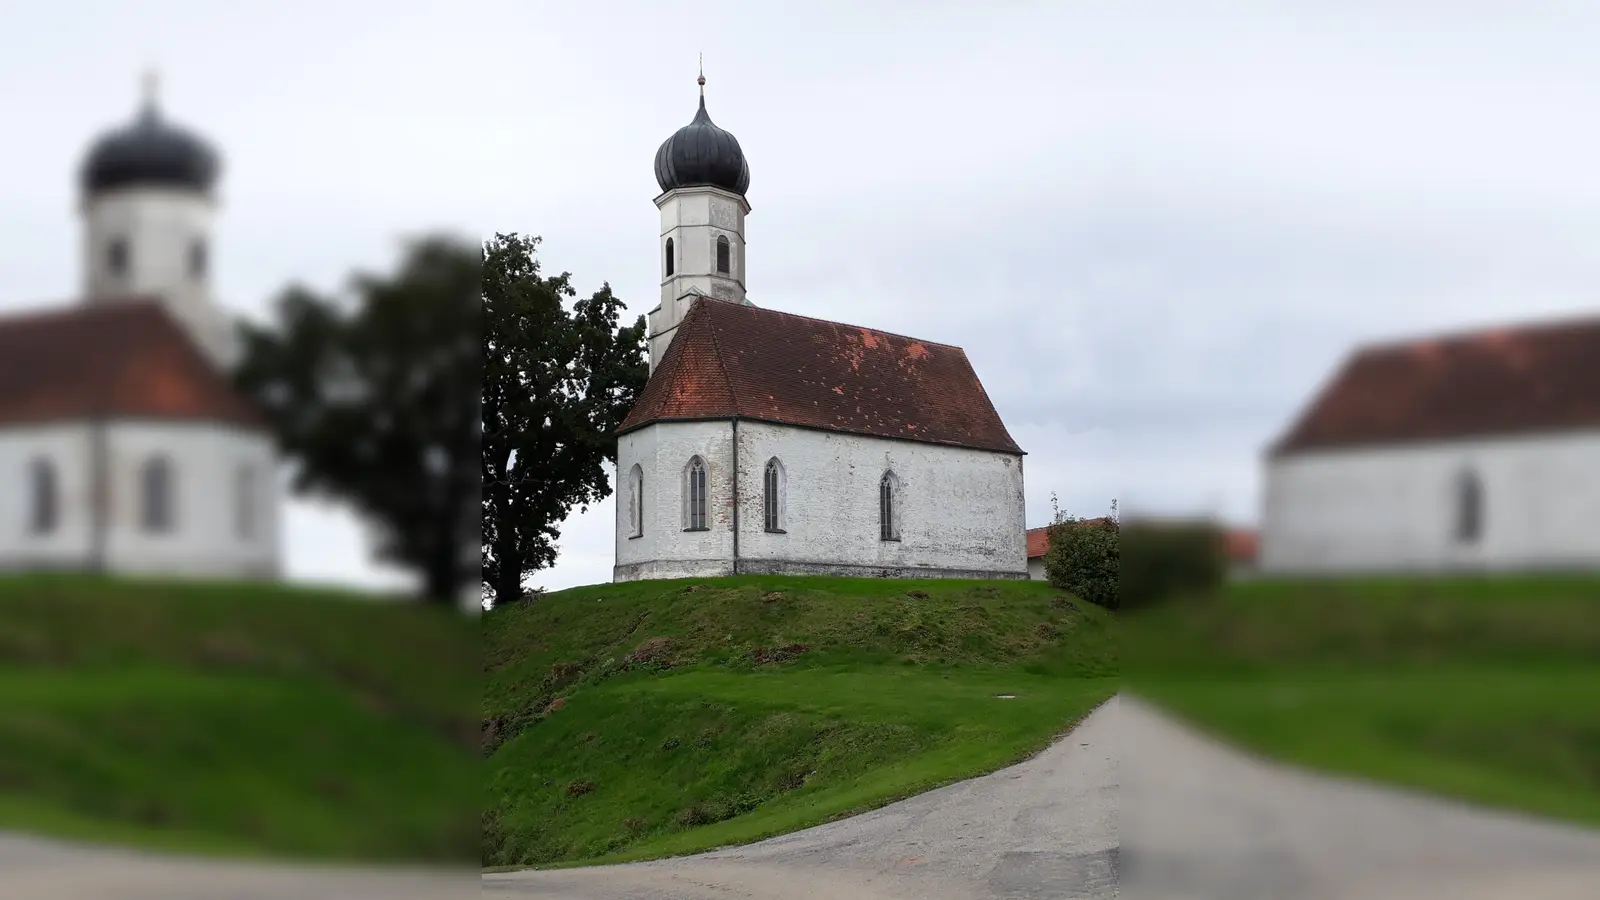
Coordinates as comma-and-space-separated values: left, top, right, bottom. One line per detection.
1044, 515, 1121, 611
1120, 520, 1227, 611
234, 235, 481, 606
481, 233, 647, 608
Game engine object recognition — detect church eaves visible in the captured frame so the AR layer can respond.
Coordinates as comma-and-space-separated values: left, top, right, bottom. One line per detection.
1270, 313, 1600, 456
0, 301, 268, 430
618, 298, 1024, 455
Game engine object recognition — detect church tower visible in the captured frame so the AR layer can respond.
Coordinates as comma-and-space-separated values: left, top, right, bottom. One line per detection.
77, 72, 238, 370
646, 67, 752, 372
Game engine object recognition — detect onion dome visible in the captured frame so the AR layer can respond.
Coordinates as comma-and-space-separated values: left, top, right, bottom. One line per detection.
653, 71, 750, 196
80, 74, 220, 196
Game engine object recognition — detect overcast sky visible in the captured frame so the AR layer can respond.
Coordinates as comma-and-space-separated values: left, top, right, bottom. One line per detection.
5, 3, 1596, 594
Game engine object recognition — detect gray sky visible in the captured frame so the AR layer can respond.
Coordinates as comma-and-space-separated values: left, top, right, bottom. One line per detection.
6, 3, 1595, 593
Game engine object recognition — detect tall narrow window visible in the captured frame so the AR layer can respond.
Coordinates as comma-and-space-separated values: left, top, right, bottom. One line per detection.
764, 458, 784, 533
235, 465, 255, 540
28, 458, 58, 535
190, 239, 207, 279
628, 464, 644, 538
107, 238, 128, 277
1455, 469, 1483, 544
664, 238, 675, 277
716, 236, 730, 275
879, 471, 900, 541
684, 456, 708, 531
141, 455, 175, 534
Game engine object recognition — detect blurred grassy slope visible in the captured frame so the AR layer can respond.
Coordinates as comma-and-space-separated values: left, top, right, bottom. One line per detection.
0, 574, 478, 862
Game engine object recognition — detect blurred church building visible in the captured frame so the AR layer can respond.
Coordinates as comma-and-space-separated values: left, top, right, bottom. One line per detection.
0, 75, 280, 578
1260, 315, 1600, 574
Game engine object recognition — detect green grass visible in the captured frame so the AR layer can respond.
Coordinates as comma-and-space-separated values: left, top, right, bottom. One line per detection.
483, 575, 1118, 869
1127, 574, 1600, 826
0, 573, 478, 863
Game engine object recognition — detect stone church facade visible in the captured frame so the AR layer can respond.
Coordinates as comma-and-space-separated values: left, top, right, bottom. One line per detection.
1260, 315, 1600, 574
613, 76, 1027, 582
0, 77, 280, 579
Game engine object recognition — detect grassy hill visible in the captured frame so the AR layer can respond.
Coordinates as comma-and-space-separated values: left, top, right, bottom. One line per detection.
1127, 574, 1600, 826
483, 575, 1119, 869
0, 573, 477, 863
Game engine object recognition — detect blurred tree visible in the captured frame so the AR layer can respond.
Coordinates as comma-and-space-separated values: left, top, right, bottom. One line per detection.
234, 235, 481, 606
481, 234, 647, 608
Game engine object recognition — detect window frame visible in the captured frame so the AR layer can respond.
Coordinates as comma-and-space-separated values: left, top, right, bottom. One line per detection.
715, 235, 731, 275
628, 464, 645, 539
28, 458, 58, 535
683, 456, 709, 532
879, 470, 901, 542
763, 457, 785, 534
141, 455, 176, 534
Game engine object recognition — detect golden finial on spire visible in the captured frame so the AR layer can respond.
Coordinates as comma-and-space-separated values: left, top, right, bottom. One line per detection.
697, 53, 706, 95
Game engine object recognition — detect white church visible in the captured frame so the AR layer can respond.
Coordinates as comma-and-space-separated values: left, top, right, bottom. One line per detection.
613, 76, 1029, 582
1259, 314, 1600, 574
0, 77, 280, 579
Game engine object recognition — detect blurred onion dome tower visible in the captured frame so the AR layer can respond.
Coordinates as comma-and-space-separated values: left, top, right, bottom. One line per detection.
0, 72, 280, 580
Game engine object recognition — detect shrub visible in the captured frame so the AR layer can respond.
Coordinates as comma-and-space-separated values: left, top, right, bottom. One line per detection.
1120, 519, 1226, 611
1043, 517, 1120, 610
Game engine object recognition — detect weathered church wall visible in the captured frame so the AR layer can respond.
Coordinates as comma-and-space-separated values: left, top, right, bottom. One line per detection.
1260, 429, 1600, 573
614, 419, 1028, 582
614, 420, 738, 581
104, 422, 280, 578
0, 420, 279, 578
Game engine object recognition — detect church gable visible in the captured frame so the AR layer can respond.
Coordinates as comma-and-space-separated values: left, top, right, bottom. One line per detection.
0, 300, 267, 430
1272, 314, 1600, 457
619, 298, 1023, 455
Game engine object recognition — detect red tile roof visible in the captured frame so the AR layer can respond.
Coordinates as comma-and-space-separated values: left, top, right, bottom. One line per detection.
1272, 314, 1600, 456
619, 298, 1023, 454
1224, 528, 1258, 564
0, 300, 267, 430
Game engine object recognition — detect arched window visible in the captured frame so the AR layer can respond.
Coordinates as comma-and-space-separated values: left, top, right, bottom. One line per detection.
664, 238, 675, 277
141, 455, 175, 534
1455, 469, 1483, 544
628, 464, 644, 538
879, 471, 900, 542
684, 456, 708, 531
716, 236, 731, 275
107, 238, 128, 277
235, 465, 255, 540
764, 458, 785, 533
189, 239, 207, 279
28, 458, 58, 535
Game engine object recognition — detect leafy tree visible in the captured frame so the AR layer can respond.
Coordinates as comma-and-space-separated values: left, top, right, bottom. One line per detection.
234, 235, 481, 606
1044, 514, 1121, 611
481, 234, 647, 608
1120, 520, 1226, 611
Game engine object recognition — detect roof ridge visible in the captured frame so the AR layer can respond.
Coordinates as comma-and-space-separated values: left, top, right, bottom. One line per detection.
0, 296, 167, 326
1356, 310, 1600, 355
717, 301, 969, 351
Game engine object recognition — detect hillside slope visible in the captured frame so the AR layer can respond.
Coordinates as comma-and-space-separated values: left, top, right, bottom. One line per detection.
0, 574, 477, 863
483, 575, 1119, 869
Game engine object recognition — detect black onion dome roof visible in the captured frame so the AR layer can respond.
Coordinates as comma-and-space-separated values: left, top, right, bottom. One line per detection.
654, 94, 750, 196
81, 99, 220, 196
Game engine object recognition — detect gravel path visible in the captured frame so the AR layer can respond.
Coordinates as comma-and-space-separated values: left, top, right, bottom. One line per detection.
1119, 694, 1600, 899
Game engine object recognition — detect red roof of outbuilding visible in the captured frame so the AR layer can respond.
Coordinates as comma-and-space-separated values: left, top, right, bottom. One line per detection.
1272, 314, 1600, 456
0, 300, 267, 430
619, 298, 1023, 454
